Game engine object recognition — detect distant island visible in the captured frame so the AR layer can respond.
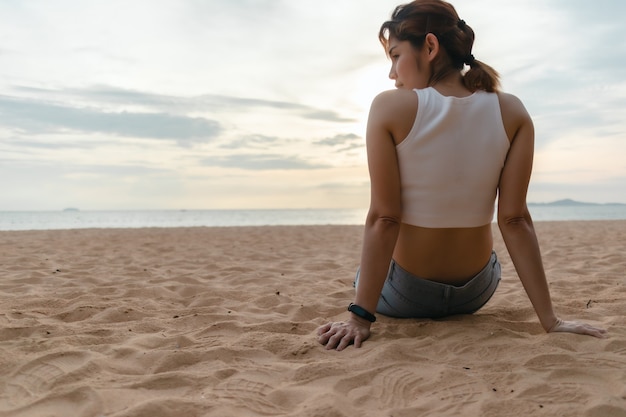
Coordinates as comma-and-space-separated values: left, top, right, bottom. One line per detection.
62, 208, 80, 212
528, 199, 625, 206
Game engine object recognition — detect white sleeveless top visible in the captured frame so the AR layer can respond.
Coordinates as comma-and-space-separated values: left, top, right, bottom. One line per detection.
396, 87, 510, 228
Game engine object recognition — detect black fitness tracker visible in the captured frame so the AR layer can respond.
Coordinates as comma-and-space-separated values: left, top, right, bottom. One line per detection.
348, 303, 377, 322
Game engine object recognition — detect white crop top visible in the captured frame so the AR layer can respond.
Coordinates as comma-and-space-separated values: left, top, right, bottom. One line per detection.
396, 87, 510, 228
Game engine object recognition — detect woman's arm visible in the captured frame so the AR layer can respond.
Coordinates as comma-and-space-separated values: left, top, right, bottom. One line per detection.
317, 90, 408, 350
497, 93, 606, 338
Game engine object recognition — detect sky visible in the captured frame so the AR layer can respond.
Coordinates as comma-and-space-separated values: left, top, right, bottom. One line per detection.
1, 0, 625, 211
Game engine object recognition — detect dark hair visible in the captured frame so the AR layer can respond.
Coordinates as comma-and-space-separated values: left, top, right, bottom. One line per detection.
379, 0, 500, 92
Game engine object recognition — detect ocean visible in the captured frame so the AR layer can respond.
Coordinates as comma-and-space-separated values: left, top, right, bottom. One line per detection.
1, 205, 626, 231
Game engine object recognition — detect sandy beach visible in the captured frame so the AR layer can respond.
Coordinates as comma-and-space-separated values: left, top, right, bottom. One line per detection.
0, 221, 624, 416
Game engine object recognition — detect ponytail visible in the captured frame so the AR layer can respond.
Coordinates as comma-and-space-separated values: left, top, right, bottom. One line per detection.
463, 58, 500, 93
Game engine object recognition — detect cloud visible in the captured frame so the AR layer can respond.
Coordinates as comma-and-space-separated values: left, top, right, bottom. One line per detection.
201, 154, 331, 170
216, 132, 364, 158
219, 134, 283, 150
0, 156, 172, 177
314, 133, 364, 153
302, 110, 356, 123
315, 133, 360, 146
3, 138, 100, 150
0, 95, 221, 146
315, 180, 369, 191
11, 85, 355, 123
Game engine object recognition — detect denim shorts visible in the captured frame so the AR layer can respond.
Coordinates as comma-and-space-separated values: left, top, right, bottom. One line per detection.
355, 251, 501, 318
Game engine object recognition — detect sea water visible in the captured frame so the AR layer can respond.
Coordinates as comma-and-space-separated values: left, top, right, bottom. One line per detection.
0, 209, 368, 231
1, 205, 625, 231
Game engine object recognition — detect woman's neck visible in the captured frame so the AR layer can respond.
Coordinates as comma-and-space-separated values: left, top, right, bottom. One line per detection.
431, 72, 472, 97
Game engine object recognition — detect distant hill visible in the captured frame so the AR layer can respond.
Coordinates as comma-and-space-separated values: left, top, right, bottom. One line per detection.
528, 199, 625, 206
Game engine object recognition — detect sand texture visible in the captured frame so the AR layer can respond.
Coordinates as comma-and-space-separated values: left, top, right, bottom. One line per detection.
0, 221, 624, 416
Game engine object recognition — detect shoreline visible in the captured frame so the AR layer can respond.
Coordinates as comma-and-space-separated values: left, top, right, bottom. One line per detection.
1, 217, 626, 232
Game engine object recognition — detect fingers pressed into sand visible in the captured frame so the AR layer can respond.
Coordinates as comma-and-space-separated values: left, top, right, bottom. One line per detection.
317, 320, 371, 350
316, 323, 332, 336
549, 319, 608, 338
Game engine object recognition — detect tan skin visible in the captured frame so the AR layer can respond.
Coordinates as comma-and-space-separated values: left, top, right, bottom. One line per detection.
317, 34, 607, 351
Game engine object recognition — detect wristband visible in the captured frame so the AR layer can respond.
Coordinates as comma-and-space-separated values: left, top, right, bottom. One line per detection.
348, 303, 376, 322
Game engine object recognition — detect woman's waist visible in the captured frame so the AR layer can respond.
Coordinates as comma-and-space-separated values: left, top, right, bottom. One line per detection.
393, 223, 494, 285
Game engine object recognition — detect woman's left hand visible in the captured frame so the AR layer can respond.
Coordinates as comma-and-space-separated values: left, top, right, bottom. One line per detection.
317, 318, 371, 351
547, 317, 607, 338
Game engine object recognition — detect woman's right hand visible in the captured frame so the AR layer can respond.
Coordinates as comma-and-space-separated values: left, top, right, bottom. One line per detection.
317, 317, 372, 351
547, 318, 607, 338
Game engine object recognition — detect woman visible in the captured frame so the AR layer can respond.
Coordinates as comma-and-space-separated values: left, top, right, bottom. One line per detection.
317, 0, 607, 351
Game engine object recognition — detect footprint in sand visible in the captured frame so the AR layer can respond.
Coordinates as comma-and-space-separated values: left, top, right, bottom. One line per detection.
213, 375, 286, 415
1, 351, 92, 408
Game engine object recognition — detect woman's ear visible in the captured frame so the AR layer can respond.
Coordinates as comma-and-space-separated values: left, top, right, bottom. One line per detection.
424, 33, 440, 62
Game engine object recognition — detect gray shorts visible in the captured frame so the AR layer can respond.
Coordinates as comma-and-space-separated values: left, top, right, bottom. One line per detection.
355, 251, 501, 318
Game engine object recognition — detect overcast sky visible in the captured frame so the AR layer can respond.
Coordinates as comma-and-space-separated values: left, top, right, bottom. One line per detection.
1, 0, 625, 211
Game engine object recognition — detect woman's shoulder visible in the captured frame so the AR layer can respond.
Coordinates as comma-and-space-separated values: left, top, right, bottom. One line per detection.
368, 89, 419, 143
373, 88, 417, 105
495, 91, 530, 120
370, 89, 418, 119
495, 91, 533, 141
